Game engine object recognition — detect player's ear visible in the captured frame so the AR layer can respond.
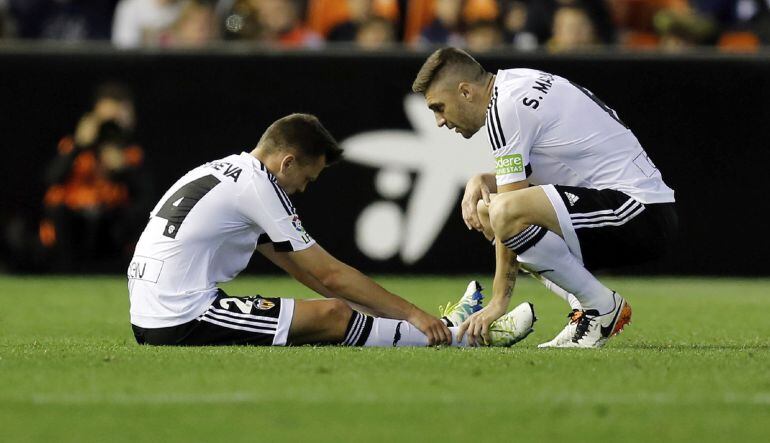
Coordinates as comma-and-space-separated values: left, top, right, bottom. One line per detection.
280, 154, 296, 173
458, 82, 472, 101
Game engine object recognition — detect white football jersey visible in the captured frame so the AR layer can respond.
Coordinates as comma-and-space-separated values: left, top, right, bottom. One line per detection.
486, 69, 675, 204
127, 152, 315, 328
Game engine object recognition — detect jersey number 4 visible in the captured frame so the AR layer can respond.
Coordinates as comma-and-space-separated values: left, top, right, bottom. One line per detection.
570, 81, 629, 129
156, 174, 221, 239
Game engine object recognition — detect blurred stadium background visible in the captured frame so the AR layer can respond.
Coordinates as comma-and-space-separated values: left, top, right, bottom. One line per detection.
1, 0, 769, 276
1, 2, 770, 442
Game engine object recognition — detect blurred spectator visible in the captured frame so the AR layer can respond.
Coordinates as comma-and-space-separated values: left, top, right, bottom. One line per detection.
218, 0, 262, 40
734, 0, 770, 43
112, 0, 186, 48
9, 0, 119, 41
547, 5, 597, 52
257, 0, 322, 48
418, 0, 465, 46
39, 83, 153, 271
654, 6, 718, 51
501, 0, 538, 50
0, 0, 11, 38
355, 15, 396, 49
464, 19, 504, 52
525, 0, 614, 46
328, 0, 374, 42
691, 0, 743, 26
162, 0, 218, 47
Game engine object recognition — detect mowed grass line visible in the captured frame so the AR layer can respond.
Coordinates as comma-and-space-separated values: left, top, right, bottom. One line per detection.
0, 275, 768, 443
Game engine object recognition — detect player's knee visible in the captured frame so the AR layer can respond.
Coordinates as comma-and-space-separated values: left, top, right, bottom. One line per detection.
488, 196, 526, 237
322, 298, 353, 326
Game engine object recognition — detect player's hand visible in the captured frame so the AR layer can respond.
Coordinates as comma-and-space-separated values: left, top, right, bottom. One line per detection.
407, 307, 453, 346
457, 302, 506, 346
461, 174, 492, 231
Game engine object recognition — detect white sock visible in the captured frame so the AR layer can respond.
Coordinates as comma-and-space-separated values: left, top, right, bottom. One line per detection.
365, 318, 470, 347
523, 265, 582, 310
343, 313, 470, 347
503, 227, 614, 313
540, 276, 583, 310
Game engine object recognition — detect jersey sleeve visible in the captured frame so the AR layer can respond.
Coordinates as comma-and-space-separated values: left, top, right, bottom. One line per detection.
237, 177, 316, 253
487, 88, 542, 187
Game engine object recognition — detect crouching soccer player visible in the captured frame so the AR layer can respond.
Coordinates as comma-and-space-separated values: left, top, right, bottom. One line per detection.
127, 113, 534, 348
412, 48, 678, 348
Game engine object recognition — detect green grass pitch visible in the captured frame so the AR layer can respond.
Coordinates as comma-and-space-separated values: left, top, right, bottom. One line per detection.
1, 275, 768, 442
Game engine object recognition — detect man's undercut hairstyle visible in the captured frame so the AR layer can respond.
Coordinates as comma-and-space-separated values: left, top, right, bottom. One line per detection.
258, 113, 343, 165
412, 47, 486, 95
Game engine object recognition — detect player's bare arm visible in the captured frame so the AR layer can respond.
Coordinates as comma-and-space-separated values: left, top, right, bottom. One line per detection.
257, 242, 379, 317
279, 243, 453, 345
257, 242, 336, 298
459, 180, 530, 344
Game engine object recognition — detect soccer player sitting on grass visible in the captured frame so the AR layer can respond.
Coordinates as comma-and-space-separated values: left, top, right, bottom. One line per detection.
128, 113, 534, 347
412, 48, 678, 348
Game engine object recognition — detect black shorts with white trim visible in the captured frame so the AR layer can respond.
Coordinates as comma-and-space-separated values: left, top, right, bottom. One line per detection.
553, 185, 678, 270
132, 289, 285, 346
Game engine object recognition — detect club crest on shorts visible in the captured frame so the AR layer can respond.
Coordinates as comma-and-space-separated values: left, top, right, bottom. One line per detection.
255, 298, 275, 310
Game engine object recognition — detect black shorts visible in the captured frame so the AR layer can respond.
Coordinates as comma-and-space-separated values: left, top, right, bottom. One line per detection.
131, 289, 295, 346
543, 184, 678, 270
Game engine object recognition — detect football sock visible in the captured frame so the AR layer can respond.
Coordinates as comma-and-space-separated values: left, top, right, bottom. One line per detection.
539, 276, 582, 310
341, 311, 375, 346
342, 312, 470, 347
503, 227, 614, 314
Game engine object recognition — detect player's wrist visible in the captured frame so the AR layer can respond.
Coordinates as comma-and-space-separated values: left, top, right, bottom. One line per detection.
405, 304, 429, 324
487, 296, 510, 314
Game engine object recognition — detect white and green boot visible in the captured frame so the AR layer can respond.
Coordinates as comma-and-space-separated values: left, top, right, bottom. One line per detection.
488, 302, 537, 347
439, 281, 484, 327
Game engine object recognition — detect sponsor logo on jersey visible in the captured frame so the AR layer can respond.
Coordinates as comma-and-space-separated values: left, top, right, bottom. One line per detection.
496, 154, 524, 175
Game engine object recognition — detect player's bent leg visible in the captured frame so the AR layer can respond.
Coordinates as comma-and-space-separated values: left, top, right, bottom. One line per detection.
288, 298, 353, 345
485, 186, 622, 348
487, 186, 562, 240
478, 196, 581, 311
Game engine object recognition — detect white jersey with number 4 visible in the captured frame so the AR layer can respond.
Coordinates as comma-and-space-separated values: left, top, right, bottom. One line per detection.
486, 69, 675, 204
127, 152, 315, 328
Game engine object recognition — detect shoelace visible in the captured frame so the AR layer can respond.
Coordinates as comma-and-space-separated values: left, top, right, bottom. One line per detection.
439, 301, 459, 318
570, 310, 593, 342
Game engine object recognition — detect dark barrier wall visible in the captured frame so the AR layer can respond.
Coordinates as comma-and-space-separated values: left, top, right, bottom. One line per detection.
2, 49, 769, 275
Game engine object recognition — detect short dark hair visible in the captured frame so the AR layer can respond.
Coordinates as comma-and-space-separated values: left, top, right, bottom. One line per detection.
258, 113, 343, 165
412, 47, 486, 94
